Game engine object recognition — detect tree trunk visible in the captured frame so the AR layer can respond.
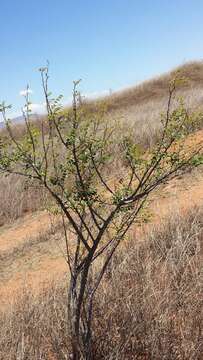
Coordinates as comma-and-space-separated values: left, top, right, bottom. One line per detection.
68, 273, 94, 360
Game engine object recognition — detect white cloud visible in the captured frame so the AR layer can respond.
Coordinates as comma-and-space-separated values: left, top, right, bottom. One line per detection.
22, 102, 46, 114
30, 103, 46, 113
19, 88, 33, 97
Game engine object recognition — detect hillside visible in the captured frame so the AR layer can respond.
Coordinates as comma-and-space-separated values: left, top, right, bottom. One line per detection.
105, 61, 203, 110
1, 60, 203, 299
106, 61, 203, 147
0, 61, 203, 359
1, 61, 203, 226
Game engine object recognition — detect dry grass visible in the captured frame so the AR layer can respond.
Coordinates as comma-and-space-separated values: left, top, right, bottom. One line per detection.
0, 62, 203, 358
116, 86, 203, 147
104, 61, 203, 112
1, 205, 202, 359
97, 206, 203, 359
0, 174, 47, 226
1, 61, 203, 227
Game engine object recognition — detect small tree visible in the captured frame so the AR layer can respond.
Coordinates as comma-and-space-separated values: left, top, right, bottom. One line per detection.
0, 68, 202, 359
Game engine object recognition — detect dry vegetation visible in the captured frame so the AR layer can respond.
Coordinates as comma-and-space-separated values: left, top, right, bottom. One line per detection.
0, 206, 202, 359
1, 61, 203, 226
0, 62, 201, 225
104, 61, 203, 112
86, 61, 203, 146
0, 61, 203, 359
0, 174, 46, 226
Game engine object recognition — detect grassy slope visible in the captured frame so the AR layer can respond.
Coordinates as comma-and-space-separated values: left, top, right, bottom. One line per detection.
104, 60, 203, 111
0, 61, 203, 358
1, 204, 202, 359
1, 61, 203, 225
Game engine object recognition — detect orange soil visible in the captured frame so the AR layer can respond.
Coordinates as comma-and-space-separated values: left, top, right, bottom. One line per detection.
0, 256, 67, 310
0, 211, 51, 253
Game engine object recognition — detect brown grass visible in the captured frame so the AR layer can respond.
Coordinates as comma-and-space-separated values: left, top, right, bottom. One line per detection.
1, 61, 203, 227
0, 205, 202, 359
0, 174, 47, 226
103, 61, 203, 111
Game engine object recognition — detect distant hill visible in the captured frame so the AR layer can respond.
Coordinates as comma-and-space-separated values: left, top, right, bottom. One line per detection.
0, 114, 38, 129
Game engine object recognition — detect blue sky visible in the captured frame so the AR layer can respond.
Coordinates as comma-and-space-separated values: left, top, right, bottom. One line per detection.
1, 0, 203, 117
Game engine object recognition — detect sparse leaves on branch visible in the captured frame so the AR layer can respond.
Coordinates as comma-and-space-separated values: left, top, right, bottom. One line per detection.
0, 68, 202, 359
